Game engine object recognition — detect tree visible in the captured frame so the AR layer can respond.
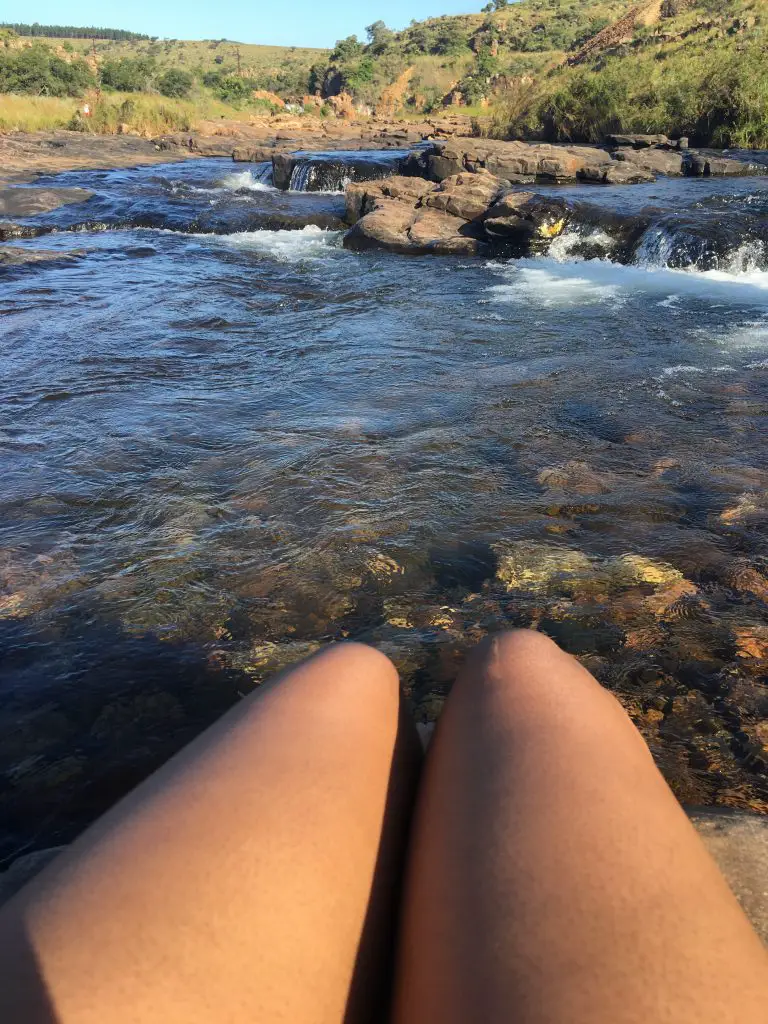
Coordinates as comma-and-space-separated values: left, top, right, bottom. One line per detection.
157, 68, 193, 98
365, 20, 394, 53
101, 57, 157, 92
330, 35, 364, 64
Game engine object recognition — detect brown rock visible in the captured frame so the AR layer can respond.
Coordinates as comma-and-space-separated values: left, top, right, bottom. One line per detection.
423, 170, 504, 221
0, 186, 93, 217
408, 208, 481, 254
579, 161, 656, 184
483, 192, 570, 242
615, 148, 685, 176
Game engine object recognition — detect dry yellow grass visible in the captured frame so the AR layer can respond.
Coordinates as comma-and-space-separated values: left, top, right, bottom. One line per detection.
0, 91, 260, 134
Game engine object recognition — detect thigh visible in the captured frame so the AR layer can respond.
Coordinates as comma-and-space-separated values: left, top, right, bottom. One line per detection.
0, 642, 421, 1024
394, 630, 768, 1024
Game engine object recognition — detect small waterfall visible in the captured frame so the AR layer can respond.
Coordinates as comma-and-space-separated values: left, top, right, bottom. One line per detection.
287, 153, 406, 192
289, 162, 315, 191
633, 222, 768, 273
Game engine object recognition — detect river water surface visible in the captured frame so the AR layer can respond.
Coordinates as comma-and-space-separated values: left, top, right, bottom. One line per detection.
2, 157, 767, 859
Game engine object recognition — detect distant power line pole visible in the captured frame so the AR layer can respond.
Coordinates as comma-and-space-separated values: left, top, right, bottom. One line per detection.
235, 46, 241, 75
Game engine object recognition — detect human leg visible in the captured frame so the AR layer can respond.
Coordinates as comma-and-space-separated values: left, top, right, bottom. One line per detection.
394, 630, 768, 1024
0, 642, 421, 1024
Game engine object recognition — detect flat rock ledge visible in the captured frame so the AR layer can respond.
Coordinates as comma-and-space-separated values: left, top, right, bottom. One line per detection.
1, 810, 765, 943
343, 172, 571, 256
403, 137, 767, 185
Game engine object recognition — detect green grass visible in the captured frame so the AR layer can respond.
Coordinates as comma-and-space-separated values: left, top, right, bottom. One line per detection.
35, 35, 328, 84
0, 90, 265, 134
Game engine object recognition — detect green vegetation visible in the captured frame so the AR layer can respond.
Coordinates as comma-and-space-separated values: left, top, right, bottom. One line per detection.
1, 1, 767, 147
0, 43, 94, 96
0, 22, 150, 41
492, 0, 768, 148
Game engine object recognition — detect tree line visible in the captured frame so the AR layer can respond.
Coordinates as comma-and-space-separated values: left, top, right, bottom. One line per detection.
0, 23, 150, 41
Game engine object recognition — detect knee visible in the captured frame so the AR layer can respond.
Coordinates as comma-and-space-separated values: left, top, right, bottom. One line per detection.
454, 629, 605, 712
471, 629, 564, 678
306, 641, 402, 708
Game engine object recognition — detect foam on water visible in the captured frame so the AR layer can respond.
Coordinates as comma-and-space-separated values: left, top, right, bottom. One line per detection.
219, 169, 276, 193
487, 255, 768, 309
215, 225, 342, 260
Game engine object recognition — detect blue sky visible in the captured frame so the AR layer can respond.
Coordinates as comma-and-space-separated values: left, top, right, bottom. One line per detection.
2, 1, 489, 48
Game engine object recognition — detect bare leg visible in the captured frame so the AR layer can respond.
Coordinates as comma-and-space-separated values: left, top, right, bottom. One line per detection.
0, 643, 421, 1024
394, 630, 768, 1024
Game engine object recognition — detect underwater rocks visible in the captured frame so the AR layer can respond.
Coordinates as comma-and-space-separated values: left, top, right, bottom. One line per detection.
0, 186, 93, 217
343, 172, 571, 256
0, 246, 86, 269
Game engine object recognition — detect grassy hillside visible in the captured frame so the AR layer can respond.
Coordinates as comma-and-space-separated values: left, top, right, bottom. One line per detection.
2, 1, 767, 147
314, 0, 767, 145
36, 36, 327, 85
498, 0, 768, 146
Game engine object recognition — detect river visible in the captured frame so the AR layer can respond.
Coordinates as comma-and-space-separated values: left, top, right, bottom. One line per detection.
1, 155, 767, 860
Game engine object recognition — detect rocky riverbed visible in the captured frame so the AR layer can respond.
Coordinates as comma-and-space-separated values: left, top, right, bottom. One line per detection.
1, 140, 767, 869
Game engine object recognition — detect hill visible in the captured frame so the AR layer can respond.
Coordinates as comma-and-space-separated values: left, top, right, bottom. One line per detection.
317, 0, 767, 146
1, 1, 766, 148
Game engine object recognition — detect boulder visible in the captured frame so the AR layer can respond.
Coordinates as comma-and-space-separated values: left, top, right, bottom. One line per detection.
422, 139, 613, 184
483, 192, 571, 242
343, 172, 490, 255
344, 199, 483, 256
0, 186, 93, 217
272, 152, 297, 191
578, 162, 655, 184
605, 133, 673, 149
422, 170, 505, 221
345, 175, 432, 224
614, 148, 685, 176
683, 152, 763, 177
233, 146, 280, 163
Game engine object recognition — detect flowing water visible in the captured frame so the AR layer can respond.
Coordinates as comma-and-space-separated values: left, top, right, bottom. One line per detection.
2, 156, 768, 859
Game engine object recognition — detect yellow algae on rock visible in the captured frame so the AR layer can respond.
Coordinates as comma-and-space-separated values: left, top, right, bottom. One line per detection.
365, 552, 404, 581
610, 553, 684, 587
538, 217, 565, 238
495, 541, 593, 594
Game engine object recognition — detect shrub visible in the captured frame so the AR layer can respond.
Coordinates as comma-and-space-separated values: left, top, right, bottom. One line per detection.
0, 44, 94, 96
101, 57, 157, 92
158, 69, 193, 98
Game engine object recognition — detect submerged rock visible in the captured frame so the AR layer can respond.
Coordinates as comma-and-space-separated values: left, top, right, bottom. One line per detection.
0, 186, 93, 217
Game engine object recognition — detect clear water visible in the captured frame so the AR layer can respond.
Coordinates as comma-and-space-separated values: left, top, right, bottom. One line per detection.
2, 158, 767, 859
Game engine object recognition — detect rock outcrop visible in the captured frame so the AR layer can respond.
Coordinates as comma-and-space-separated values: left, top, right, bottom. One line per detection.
343, 171, 571, 256
403, 138, 617, 184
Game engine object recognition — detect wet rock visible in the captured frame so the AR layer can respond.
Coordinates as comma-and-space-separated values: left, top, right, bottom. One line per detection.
495, 541, 593, 595
725, 563, 768, 603
343, 174, 487, 256
483, 192, 571, 243
0, 246, 86, 268
610, 553, 685, 587
0, 186, 92, 217
345, 175, 431, 224
537, 461, 616, 495
734, 626, 768, 662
